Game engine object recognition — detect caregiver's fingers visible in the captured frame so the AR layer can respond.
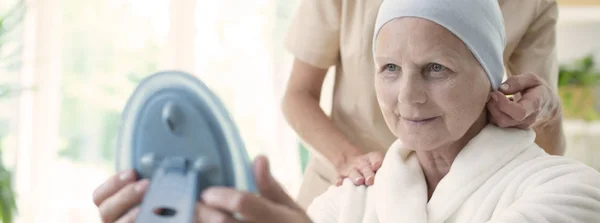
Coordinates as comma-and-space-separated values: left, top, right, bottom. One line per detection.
487, 99, 519, 128
93, 169, 137, 207
498, 72, 542, 95
517, 89, 543, 117
515, 111, 538, 129
488, 114, 499, 127
201, 187, 279, 222
252, 155, 303, 211
98, 179, 149, 223
491, 91, 529, 121
196, 204, 243, 223
115, 207, 140, 223
512, 92, 522, 102
359, 165, 376, 186
348, 168, 365, 185
367, 152, 384, 170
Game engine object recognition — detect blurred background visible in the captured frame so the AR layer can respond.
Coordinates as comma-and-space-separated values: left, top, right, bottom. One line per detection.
0, 0, 598, 222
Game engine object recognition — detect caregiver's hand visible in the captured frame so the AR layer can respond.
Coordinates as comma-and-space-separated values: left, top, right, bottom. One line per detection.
487, 72, 559, 130
334, 151, 384, 186
199, 155, 311, 223
92, 169, 149, 223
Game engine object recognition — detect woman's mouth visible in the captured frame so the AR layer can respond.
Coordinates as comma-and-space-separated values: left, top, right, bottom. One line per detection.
402, 116, 438, 125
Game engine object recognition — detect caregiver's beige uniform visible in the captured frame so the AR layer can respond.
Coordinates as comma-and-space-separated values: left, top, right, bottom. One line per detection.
284, 0, 559, 209
306, 125, 600, 223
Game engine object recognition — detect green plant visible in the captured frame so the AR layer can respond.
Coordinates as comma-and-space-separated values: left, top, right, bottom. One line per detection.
558, 54, 600, 121
0, 1, 25, 222
0, 145, 16, 223
558, 54, 600, 87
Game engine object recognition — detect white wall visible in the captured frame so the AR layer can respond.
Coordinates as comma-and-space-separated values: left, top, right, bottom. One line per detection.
557, 22, 600, 63
557, 6, 600, 63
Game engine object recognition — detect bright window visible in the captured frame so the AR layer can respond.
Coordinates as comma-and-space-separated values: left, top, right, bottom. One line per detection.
1, 0, 303, 222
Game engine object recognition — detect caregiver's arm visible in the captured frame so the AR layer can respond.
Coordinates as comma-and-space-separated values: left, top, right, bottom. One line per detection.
505, 1, 565, 155
491, 1, 565, 155
486, 159, 600, 223
282, 0, 381, 185
282, 59, 363, 175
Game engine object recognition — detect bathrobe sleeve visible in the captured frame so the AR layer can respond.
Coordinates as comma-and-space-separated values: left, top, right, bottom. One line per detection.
486, 158, 600, 223
306, 185, 342, 223
306, 179, 371, 223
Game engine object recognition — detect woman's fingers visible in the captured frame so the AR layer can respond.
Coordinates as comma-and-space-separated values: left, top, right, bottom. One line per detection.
93, 169, 137, 207
252, 155, 303, 212
202, 187, 281, 222
98, 179, 149, 223
196, 203, 242, 223
115, 207, 140, 223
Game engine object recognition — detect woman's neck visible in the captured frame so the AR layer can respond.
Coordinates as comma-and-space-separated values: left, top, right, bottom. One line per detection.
416, 144, 462, 199
415, 112, 488, 200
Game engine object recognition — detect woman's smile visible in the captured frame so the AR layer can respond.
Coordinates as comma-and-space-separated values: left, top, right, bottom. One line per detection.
401, 116, 439, 126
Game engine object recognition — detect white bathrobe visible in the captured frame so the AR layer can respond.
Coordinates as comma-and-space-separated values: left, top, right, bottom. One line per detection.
306, 125, 600, 223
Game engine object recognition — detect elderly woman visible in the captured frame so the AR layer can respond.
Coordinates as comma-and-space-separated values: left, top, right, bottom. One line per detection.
93, 0, 600, 222
301, 0, 600, 222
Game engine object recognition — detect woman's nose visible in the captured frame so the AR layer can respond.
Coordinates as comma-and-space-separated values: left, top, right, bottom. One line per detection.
397, 74, 427, 105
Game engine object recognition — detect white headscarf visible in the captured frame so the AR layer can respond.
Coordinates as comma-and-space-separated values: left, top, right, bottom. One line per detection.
372, 0, 506, 89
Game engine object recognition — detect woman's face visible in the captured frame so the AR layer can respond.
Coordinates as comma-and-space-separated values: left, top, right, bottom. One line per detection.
374, 17, 491, 151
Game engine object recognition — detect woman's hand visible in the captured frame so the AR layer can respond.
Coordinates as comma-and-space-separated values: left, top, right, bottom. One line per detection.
92, 170, 149, 223
93, 156, 311, 223
486, 72, 559, 129
334, 151, 385, 186
199, 155, 311, 223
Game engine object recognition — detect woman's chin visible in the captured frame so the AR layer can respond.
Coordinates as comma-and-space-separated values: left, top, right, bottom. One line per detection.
399, 137, 443, 151
396, 128, 451, 150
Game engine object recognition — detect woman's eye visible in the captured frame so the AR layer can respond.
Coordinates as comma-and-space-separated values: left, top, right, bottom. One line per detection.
429, 63, 446, 72
384, 64, 399, 72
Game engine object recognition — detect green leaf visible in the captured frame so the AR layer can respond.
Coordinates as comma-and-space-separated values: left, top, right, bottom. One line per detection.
558, 54, 600, 87
0, 1, 26, 222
